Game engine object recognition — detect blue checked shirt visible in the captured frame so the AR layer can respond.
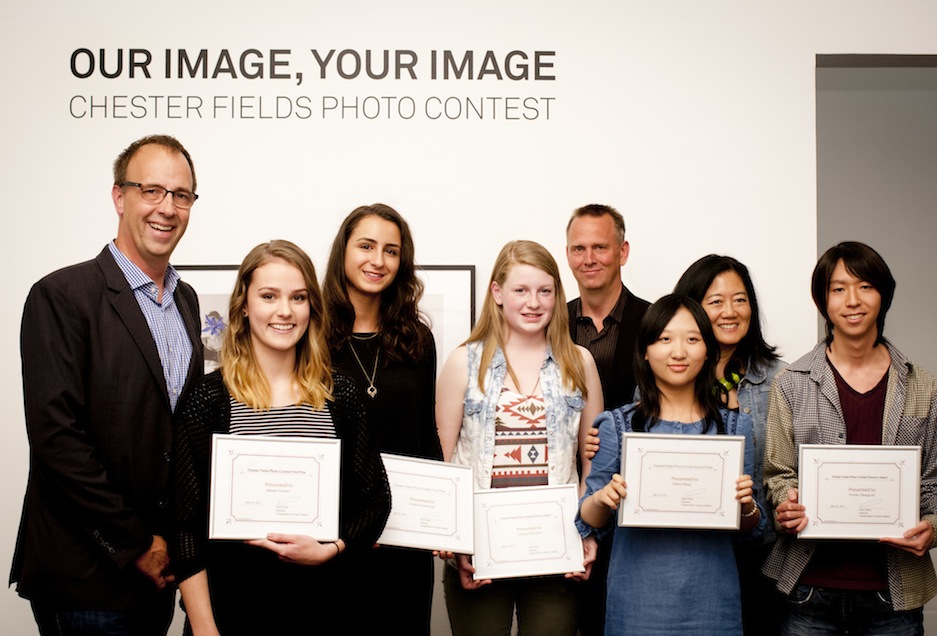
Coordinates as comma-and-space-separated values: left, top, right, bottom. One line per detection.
108, 242, 193, 411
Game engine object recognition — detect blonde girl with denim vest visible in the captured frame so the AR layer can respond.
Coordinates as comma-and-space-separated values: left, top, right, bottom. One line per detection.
436, 240, 603, 636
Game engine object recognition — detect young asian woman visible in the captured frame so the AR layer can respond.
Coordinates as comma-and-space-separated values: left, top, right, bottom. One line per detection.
577, 294, 766, 636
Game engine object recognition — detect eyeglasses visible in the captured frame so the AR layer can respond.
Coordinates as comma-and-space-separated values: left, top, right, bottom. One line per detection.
121, 182, 199, 209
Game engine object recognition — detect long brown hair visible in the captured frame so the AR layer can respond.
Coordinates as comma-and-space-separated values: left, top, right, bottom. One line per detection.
323, 203, 429, 362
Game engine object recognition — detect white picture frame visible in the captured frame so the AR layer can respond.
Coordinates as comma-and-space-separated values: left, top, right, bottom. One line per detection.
798, 444, 921, 540
617, 433, 745, 530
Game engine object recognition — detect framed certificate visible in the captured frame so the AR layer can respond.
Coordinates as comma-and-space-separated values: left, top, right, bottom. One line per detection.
472, 484, 584, 581
798, 444, 921, 540
617, 433, 745, 530
377, 453, 474, 553
208, 434, 341, 541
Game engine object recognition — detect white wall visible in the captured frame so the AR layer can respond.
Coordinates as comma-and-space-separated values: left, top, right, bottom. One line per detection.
2, 2, 936, 633
817, 62, 937, 631
817, 65, 937, 372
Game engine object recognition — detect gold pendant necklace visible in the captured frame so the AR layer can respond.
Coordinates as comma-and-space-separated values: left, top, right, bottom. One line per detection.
349, 341, 380, 398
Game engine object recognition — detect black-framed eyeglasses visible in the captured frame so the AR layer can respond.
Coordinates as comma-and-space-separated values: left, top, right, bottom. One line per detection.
121, 182, 199, 209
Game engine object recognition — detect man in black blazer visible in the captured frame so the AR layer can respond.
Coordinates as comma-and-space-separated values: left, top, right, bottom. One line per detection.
10, 135, 204, 636
566, 203, 649, 636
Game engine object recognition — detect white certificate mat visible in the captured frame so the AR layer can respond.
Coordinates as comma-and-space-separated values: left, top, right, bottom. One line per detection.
377, 453, 474, 553
618, 433, 744, 530
209, 434, 341, 541
472, 484, 584, 580
798, 444, 921, 540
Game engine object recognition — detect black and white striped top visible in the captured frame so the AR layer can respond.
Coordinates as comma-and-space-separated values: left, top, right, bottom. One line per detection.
228, 398, 337, 438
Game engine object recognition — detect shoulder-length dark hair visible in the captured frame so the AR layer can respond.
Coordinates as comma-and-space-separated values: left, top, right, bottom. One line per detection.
323, 203, 429, 362
811, 241, 895, 345
674, 254, 779, 377
632, 294, 724, 434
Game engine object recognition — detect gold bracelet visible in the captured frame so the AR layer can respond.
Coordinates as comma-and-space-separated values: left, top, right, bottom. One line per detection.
741, 505, 760, 518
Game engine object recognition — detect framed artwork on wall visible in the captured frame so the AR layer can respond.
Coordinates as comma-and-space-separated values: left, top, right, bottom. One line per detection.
176, 265, 239, 374
177, 264, 476, 375
417, 265, 476, 370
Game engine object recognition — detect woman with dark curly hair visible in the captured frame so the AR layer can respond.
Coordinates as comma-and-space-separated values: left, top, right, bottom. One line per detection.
324, 204, 443, 634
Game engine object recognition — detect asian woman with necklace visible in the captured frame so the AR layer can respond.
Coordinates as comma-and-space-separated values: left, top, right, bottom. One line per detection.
323, 203, 443, 635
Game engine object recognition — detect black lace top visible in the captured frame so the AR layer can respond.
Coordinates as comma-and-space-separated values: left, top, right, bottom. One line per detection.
170, 370, 390, 582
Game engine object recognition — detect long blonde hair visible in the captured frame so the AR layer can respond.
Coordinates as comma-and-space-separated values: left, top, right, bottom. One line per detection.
468, 240, 587, 395
221, 240, 333, 410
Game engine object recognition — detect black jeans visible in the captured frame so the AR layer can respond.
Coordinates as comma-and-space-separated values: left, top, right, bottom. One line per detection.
780, 585, 923, 636
31, 592, 173, 636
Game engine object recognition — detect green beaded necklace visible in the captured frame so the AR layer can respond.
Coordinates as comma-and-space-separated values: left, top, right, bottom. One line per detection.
715, 371, 743, 395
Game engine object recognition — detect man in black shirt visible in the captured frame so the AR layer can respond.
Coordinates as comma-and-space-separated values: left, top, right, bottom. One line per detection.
565, 203, 649, 636
566, 203, 649, 410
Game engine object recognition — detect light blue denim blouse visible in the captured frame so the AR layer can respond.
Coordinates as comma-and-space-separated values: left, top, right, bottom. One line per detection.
574, 405, 763, 635
631, 357, 786, 542
737, 358, 787, 544
451, 341, 586, 490
576, 405, 767, 541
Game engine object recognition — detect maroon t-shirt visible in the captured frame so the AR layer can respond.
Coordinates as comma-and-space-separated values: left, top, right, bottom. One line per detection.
800, 359, 889, 591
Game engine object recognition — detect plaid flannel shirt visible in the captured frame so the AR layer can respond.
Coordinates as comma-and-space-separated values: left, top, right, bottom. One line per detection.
762, 339, 937, 610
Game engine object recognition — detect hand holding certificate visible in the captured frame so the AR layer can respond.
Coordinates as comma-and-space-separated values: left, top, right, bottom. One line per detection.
797, 444, 921, 540
471, 484, 585, 581
617, 433, 746, 530
244, 532, 344, 566
209, 434, 342, 541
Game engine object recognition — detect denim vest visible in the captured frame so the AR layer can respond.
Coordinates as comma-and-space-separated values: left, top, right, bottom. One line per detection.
452, 342, 586, 490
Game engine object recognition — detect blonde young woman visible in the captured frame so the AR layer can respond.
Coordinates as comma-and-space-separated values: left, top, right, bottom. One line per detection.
171, 241, 390, 636
436, 240, 603, 636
